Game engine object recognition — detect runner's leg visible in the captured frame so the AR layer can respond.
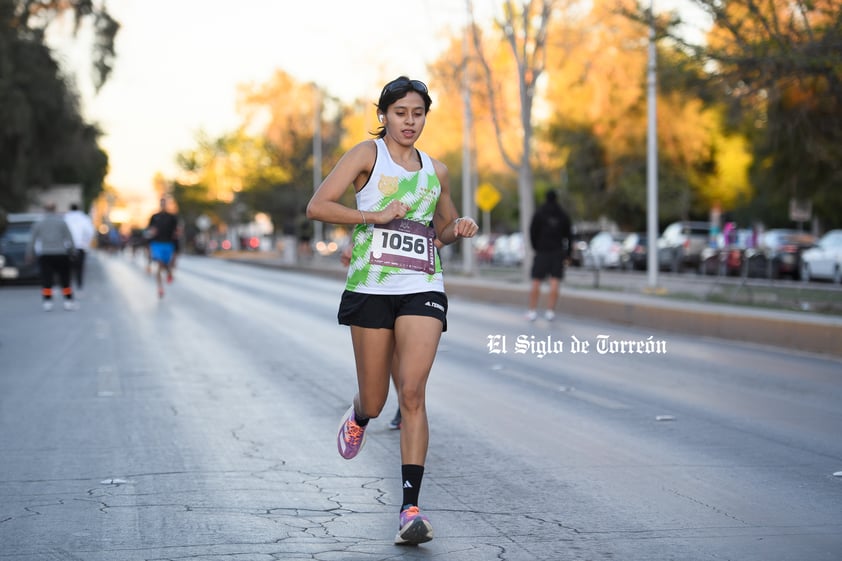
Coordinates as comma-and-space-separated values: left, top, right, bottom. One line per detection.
393, 315, 442, 466
349, 326, 394, 420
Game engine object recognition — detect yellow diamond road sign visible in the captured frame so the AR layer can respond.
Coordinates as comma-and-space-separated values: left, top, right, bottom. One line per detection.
475, 182, 501, 212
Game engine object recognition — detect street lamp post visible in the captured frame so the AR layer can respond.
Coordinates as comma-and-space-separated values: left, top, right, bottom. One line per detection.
313, 85, 323, 246
461, 22, 476, 276
646, 0, 660, 289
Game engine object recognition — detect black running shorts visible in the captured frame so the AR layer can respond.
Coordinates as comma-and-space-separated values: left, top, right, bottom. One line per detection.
531, 250, 566, 280
338, 290, 448, 332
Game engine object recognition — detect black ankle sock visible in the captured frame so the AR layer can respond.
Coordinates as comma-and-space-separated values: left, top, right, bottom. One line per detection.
401, 464, 424, 509
354, 408, 369, 427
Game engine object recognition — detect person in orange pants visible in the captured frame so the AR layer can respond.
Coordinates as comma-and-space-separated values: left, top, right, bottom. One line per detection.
25, 202, 76, 311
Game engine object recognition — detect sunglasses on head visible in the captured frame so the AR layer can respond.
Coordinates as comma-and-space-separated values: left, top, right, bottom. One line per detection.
382, 78, 428, 96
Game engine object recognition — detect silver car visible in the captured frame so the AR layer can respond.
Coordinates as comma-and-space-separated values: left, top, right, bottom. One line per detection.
657, 221, 712, 273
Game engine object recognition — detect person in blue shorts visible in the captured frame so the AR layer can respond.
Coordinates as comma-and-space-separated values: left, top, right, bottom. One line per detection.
146, 197, 180, 298
307, 76, 478, 546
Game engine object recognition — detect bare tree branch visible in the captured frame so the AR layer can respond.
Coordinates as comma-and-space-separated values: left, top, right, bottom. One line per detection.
468, 0, 519, 170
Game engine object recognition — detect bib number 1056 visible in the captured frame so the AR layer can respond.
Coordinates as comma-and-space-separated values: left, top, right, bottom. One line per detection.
369, 218, 436, 274
379, 231, 426, 255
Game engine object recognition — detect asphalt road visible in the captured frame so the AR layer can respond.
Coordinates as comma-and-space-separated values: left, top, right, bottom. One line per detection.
1, 251, 841, 561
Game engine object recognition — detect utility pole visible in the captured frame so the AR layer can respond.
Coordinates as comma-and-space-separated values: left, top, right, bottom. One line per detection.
312, 84, 323, 245
461, 14, 476, 275
646, 0, 659, 289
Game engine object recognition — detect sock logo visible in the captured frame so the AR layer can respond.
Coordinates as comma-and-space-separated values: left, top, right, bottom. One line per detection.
403, 480, 413, 489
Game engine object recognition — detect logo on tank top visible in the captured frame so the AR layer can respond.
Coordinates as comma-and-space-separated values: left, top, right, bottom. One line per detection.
378, 175, 399, 196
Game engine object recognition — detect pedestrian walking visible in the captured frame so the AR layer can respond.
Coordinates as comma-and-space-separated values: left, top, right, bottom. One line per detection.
307, 76, 478, 545
25, 202, 76, 311
526, 189, 573, 321
146, 197, 180, 298
64, 203, 96, 294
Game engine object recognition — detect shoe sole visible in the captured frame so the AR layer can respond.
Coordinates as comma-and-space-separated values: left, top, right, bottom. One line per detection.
337, 406, 366, 459
394, 518, 434, 545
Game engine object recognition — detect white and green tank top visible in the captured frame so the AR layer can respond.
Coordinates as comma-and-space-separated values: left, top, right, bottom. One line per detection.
345, 138, 444, 294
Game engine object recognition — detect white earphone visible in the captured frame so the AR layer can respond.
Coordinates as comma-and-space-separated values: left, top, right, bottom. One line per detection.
378, 115, 384, 123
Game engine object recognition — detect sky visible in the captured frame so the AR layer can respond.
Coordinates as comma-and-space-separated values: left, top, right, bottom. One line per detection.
48, 0, 498, 200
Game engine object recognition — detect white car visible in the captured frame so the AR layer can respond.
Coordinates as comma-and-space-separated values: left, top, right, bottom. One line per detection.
800, 229, 842, 283
583, 231, 627, 269
492, 233, 525, 267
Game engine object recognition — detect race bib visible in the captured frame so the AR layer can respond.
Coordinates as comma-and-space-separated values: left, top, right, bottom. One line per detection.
370, 218, 436, 274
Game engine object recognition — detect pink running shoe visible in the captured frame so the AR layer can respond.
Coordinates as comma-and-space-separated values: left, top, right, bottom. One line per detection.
336, 405, 366, 459
394, 505, 434, 545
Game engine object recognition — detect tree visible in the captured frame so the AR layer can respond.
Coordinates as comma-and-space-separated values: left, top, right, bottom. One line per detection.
171, 70, 348, 247
427, 31, 533, 236
173, 130, 288, 244
13, 0, 118, 91
173, 133, 246, 235
543, 0, 752, 228
0, 0, 117, 211
235, 71, 344, 239
659, 0, 842, 227
468, 0, 558, 276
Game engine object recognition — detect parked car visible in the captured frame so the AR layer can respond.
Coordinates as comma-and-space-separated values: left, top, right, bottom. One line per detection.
744, 229, 817, 280
700, 228, 754, 277
0, 213, 44, 284
569, 228, 600, 267
657, 221, 712, 273
492, 232, 525, 267
700, 243, 745, 277
583, 231, 627, 269
700, 246, 741, 276
473, 233, 501, 265
619, 232, 648, 271
800, 229, 842, 283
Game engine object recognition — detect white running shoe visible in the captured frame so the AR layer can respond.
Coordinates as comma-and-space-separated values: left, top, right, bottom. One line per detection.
43, 301, 53, 312
526, 310, 537, 321
544, 310, 555, 321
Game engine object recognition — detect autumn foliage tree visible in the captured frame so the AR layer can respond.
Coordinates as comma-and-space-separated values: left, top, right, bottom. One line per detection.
543, 0, 752, 229
429, 0, 754, 237
468, 0, 558, 274
662, 0, 842, 227
169, 0, 841, 250
173, 70, 345, 242
236, 71, 345, 238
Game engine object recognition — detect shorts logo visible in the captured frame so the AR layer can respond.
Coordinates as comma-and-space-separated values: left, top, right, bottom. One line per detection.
425, 300, 444, 312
